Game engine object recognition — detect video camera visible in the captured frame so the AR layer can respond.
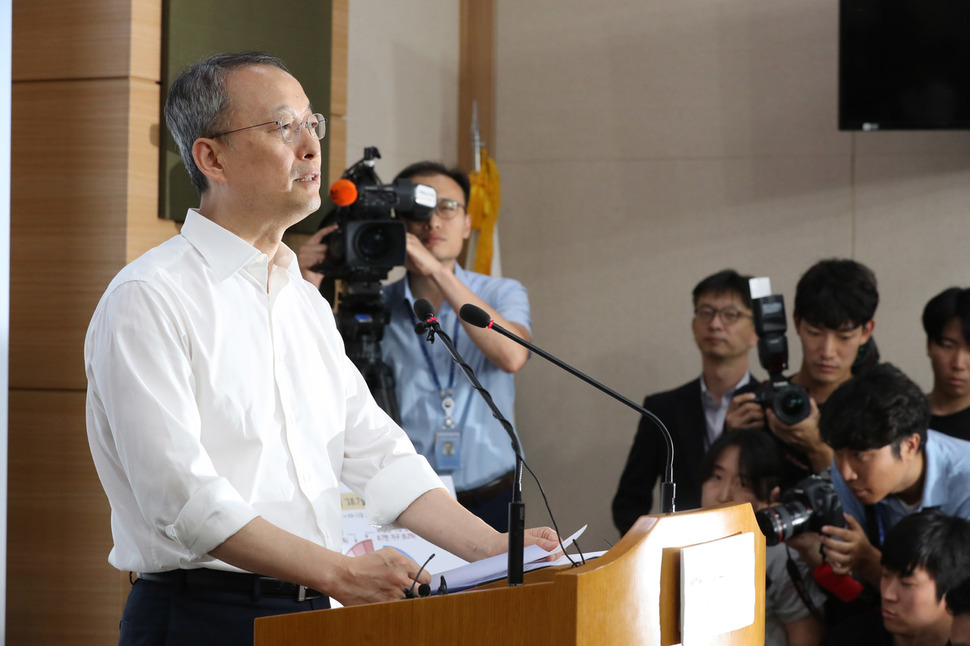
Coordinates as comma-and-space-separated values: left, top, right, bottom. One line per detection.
749, 277, 811, 426
755, 472, 844, 546
313, 147, 437, 424
313, 146, 437, 283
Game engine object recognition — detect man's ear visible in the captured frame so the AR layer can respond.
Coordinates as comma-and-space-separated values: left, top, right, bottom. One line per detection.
192, 138, 229, 187
900, 432, 922, 460
860, 319, 876, 343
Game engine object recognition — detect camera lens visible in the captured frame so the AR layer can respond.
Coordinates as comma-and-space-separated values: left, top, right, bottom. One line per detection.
773, 384, 811, 425
355, 224, 394, 262
755, 501, 814, 546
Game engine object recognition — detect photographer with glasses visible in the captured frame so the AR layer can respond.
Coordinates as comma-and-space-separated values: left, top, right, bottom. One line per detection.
300, 161, 531, 532
612, 269, 759, 533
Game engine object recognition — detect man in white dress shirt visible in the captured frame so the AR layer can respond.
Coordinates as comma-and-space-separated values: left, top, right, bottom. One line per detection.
84, 52, 556, 646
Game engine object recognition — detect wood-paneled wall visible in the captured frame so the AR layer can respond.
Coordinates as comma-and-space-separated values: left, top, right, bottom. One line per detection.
9, 1, 171, 642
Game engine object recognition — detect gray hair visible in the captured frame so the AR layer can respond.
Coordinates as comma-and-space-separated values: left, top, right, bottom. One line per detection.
164, 52, 290, 194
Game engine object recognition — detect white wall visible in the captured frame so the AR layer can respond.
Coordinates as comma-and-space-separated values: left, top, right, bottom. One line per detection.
347, 1, 970, 552
345, 0, 460, 179
495, 0, 970, 548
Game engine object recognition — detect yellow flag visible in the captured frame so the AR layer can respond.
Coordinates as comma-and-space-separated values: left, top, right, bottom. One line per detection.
467, 148, 501, 275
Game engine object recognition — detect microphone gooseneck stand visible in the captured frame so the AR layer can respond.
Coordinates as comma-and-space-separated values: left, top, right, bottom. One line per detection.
459, 303, 677, 514
412, 299, 526, 586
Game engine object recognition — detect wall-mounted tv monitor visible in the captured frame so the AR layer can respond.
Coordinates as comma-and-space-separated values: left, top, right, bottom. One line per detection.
840, 0, 970, 131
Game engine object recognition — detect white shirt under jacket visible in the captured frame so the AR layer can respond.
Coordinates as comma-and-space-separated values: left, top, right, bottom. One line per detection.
84, 209, 442, 573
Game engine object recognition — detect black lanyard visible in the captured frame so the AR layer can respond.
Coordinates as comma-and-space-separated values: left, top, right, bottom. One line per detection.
406, 301, 460, 397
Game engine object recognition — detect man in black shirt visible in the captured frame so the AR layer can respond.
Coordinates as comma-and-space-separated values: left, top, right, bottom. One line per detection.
922, 287, 970, 441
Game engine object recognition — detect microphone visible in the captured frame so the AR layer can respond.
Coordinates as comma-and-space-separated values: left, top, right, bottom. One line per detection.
412, 298, 440, 333
459, 303, 677, 514
329, 178, 358, 206
411, 298, 527, 586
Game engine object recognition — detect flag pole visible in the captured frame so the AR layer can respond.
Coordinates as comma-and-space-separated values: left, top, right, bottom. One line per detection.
472, 100, 483, 173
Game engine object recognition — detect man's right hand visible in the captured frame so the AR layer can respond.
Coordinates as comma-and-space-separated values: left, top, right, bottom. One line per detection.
326, 547, 432, 606
725, 392, 766, 431
297, 224, 339, 288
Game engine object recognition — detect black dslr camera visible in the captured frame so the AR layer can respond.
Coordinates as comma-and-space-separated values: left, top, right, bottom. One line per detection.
750, 279, 811, 426
314, 146, 436, 282
755, 473, 844, 545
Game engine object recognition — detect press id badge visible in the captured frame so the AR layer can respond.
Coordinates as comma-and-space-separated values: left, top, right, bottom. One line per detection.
435, 428, 462, 472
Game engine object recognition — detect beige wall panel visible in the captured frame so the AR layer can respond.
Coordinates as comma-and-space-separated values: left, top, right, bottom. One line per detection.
127, 78, 178, 262
11, 80, 132, 391
853, 154, 970, 392
493, 0, 970, 548
496, 0, 848, 162
13, 0, 136, 81
345, 0, 460, 176
7, 390, 126, 644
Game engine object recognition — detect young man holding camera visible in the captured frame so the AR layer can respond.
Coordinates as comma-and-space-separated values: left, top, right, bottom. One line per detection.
817, 363, 970, 587
612, 269, 758, 533
726, 259, 878, 479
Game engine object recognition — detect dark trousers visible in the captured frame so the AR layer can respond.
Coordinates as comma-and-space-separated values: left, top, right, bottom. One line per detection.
119, 577, 330, 646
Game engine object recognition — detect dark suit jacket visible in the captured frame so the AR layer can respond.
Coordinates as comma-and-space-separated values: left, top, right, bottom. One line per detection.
611, 376, 758, 535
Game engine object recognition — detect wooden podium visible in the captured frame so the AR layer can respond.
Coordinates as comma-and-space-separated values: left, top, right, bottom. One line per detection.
254, 503, 765, 645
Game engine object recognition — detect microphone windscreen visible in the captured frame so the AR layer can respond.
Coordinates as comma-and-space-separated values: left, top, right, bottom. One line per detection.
413, 298, 436, 322
329, 178, 358, 206
459, 304, 491, 328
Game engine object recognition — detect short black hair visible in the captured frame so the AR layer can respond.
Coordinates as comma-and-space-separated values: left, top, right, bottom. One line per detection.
922, 287, 970, 346
394, 161, 471, 206
947, 577, 970, 616
794, 259, 878, 330
881, 509, 970, 602
692, 269, 754, 310
819, 363, 929, 457
699, 429, 785, 503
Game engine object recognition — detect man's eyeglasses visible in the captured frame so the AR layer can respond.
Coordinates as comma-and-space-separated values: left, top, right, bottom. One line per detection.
694, 306, 751, 325
209, 113, 327, 143
434, 199, 466, 220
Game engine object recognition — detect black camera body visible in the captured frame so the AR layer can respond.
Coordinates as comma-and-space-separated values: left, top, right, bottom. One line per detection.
314, 147, 436, 283
755, 472, 845, 545
751, 293, 811, 426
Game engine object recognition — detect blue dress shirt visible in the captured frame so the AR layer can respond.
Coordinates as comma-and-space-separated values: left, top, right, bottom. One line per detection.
381, 265, 530, 492
831, 429, 970, 543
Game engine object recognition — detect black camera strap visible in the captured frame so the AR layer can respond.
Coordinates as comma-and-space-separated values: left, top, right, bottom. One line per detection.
783, 546, 825, 624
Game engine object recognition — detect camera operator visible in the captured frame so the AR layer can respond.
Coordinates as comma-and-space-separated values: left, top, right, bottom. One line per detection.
612, 269, 759, 533
300, 161, 530, 532
726, 259, 878, 481
922, 287, 970, 441
817, 363, 970, 588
